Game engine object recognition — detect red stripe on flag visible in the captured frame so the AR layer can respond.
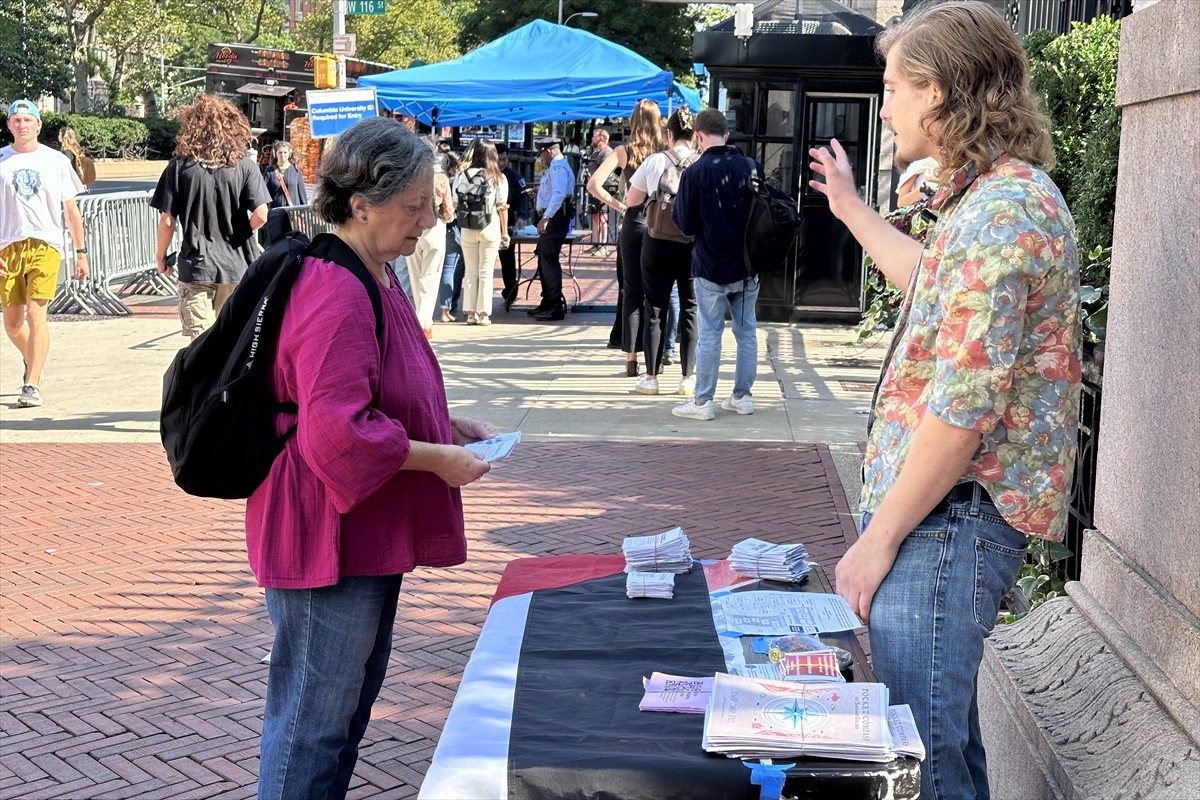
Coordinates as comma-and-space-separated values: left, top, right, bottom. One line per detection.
490, 554, 627, 607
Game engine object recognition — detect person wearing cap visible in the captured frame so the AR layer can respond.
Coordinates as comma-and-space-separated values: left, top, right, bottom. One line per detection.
528, 138, 577, 321
0, 99, 88, 408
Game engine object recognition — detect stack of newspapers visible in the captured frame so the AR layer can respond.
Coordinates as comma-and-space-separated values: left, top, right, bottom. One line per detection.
729, 538, 812, 582
626, 571, 676, 599
702, 672, 925, 763
622, 527, 693, 574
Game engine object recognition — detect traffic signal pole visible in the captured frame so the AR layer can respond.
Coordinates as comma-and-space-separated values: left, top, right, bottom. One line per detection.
333, 0, 347, 88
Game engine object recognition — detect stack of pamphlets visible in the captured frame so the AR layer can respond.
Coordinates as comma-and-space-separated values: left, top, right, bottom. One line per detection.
622, 526, 693, 573
729, 538, 812, 582
638, 672, 713, 713
626, 571, 676, 599
702, 672, 925, 762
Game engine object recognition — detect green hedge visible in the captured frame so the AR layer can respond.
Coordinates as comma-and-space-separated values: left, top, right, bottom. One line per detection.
0, 112, 179, 159
1025, 16, 1121, 287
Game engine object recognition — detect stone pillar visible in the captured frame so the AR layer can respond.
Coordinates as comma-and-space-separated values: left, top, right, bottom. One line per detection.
978, 1, 1200, 797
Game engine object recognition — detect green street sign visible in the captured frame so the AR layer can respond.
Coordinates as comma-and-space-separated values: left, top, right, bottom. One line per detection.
346, 0, 386, 14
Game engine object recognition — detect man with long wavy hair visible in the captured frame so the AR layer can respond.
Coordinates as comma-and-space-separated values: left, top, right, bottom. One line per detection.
152, 94, 270, 340
810, 2, 1081, 797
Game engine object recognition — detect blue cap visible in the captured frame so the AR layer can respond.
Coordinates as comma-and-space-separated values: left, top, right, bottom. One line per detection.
6, 99, 41, 120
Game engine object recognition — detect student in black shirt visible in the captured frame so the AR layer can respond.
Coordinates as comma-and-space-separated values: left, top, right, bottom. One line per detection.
151, 94, 270, 340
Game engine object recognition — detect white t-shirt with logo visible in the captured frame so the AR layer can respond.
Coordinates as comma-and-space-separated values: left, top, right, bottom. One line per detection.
0, 144, 84, 254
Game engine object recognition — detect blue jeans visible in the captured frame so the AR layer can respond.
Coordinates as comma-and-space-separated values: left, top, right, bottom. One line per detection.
259, 575, 404, 800
665, 282, 680, 358
862, 483, 1027, 800
438, 235, 464, 314
692, 276, 759, 405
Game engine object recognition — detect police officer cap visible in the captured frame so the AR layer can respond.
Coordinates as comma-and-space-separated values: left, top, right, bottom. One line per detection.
537, 137, 562, 152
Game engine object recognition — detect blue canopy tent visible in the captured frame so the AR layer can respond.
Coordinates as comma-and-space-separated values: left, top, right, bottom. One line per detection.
358, 19, 701, 127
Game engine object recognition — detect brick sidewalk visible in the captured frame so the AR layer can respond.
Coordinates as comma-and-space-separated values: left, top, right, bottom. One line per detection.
1, 440, 858, 799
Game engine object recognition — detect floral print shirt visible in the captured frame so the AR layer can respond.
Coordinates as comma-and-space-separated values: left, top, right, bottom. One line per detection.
861, 155, 1082, 541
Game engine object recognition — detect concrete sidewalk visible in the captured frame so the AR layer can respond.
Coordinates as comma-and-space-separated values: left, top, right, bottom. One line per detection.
0, 254, 885, 798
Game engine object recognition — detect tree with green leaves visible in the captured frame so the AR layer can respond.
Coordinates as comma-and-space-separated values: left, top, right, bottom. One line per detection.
295, 0, 466, 66
0, 0, 75, 102
457, 0, 702, 80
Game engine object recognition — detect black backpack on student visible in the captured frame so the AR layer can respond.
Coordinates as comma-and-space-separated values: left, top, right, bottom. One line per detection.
160, 226, 383, 499
455, 169, 493, 230
743, 164, 802, 277
644, 149, 698, 244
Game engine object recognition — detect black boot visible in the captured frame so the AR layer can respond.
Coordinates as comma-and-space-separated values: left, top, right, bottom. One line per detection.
533, 299, 566, 321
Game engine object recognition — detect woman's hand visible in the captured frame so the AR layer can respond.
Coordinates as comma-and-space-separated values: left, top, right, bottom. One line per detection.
450, 416, 498, 446
436, 445, 491, 487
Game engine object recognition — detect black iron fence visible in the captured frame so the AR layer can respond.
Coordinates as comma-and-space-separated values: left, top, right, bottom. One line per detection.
1063, 353, 1103, 581
1005, 0, 1133, 36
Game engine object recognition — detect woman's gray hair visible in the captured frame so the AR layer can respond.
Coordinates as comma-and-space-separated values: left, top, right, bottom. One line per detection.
313, 117, 435, 224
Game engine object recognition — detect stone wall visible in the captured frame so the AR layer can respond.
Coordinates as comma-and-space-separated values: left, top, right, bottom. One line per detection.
979, 2, 1200, 797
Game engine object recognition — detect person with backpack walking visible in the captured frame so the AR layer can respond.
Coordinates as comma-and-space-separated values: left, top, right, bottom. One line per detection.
245, 117, 496, 800
452, 139, 509, 326
587, 99, 663, 372
670, 108, 762, 421
810, 5, 1079, 797
1, 100, 89, 408
151, 93, 270, 341
622, 107, 697, 397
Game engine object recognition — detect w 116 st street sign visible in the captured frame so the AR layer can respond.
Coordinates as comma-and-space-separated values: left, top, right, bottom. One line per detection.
346, 0, 386, 14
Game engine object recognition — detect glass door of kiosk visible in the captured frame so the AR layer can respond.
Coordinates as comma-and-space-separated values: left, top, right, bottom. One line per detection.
716, 80, 880, 318
798, 93, 879, 312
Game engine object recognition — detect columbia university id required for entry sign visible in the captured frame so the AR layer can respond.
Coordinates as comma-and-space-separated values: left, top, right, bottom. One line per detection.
306, 88, 378, 138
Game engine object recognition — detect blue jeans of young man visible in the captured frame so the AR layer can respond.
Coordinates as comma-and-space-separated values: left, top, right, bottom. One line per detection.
692, 275, 760, 406
862, 482, 1027, 800
258, 575, 404, 800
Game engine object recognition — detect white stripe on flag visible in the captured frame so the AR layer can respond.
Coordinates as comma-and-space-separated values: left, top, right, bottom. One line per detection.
418, 592, 531, 799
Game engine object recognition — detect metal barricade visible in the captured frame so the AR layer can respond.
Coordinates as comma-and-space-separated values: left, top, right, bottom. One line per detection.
50, 196, 333, 316
281, 204, 335, 238
50, 191, 179, 316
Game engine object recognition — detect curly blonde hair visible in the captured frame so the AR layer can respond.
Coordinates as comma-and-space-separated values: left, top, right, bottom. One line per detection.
877, 0, 1053, 182
173, 93, 253, 169
624, 99, 663, 173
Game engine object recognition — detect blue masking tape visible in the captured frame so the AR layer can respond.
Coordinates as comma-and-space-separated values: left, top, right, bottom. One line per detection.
745, 760, 794, 800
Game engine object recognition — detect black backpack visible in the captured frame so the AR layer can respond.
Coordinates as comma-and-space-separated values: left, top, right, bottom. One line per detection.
743, 162, 802, 277
644, 149, 698, 244
455, 169, 493, 230
160, 229, 383, 499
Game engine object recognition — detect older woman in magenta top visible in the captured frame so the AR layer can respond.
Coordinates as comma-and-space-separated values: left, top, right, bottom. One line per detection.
246, 117, 495, 800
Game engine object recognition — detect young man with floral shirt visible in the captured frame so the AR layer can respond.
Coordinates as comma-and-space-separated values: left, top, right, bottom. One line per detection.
809, 3, 1081, 798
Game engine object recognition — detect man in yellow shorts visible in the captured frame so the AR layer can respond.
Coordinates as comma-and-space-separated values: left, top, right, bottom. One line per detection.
0, 99, 88, 408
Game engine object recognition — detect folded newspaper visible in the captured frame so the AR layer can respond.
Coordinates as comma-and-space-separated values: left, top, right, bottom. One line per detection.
702, 672, 925, 762
729, 538, 812, 583
622, 526, 693, 574
638, 672, 713, 713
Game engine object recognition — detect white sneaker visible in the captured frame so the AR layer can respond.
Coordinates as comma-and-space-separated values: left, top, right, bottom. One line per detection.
17, 384, 44, 408
721, 394, 754, 415
466, 314, 479, 325
677, 376, 695, 396
477, 314, 492, 326
634, 374, 659, 395
672, 399, 715, 420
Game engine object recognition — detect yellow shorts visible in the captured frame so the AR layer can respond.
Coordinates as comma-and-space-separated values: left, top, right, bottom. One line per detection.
0, 238, 61, 306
